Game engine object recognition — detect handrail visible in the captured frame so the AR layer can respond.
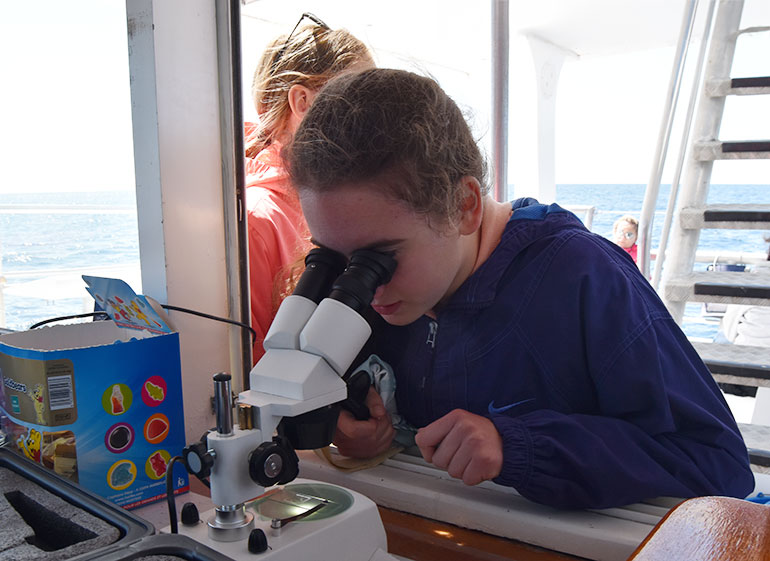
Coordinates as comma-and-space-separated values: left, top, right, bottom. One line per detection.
651, 0, 718, 290
2, 263, 141, 279
563, 205, 596, 230
638, 0, 701, 278
0, 204, 135, 214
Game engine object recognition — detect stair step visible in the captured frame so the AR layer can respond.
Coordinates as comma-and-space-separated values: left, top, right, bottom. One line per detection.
749, 449, 770, 469
694, 342, 770, 465
679, 204, 770, 229
693, 140, 770, 161
723, 141, 770, 153
692, 341, 770, 387
732, 76, 770, 89
665, 271, 770, 305
705, 76, 770, 96
737, 423, 770, 468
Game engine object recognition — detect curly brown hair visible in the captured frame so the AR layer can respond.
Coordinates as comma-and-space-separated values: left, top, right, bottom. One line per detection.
285, 68, 489, 229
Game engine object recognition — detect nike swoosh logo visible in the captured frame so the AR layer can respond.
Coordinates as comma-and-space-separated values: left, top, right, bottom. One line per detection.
488, 398, 534, 415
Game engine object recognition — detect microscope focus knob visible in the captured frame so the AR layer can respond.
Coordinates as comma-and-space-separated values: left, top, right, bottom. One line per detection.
249, 442, 292, 487
182, 441, 214, 479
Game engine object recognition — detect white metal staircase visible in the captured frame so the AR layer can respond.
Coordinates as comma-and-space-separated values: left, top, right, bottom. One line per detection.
656, 0, 770, 470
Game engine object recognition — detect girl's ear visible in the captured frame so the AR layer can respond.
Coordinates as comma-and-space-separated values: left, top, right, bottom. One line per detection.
287, 84, 316, 121
458, 176, 484, 235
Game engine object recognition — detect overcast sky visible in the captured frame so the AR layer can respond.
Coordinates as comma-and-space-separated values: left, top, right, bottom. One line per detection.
1, 0, 767, 194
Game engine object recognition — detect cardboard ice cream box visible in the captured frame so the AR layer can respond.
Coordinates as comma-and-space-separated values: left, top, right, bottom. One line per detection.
0, 276, 189, 508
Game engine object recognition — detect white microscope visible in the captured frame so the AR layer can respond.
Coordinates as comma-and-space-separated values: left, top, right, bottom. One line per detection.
178, 248, 398, 560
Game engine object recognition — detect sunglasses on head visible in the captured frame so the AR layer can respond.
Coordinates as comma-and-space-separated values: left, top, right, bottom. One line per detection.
272, 13, 330, 73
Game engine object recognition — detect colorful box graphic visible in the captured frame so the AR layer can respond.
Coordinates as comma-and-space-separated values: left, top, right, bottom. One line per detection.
0, 278, 188, 509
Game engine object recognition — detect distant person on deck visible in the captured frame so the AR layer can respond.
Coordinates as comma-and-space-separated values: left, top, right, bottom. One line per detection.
613, 215, 639, 264
285, 68, 754, 510
244, 14, 373, 362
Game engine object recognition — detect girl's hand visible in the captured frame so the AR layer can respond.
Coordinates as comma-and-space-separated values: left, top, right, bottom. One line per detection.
333, 387, 395, 458
415, 409, 503, 485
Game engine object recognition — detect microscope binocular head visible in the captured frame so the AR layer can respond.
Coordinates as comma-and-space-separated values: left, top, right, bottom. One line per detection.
296, 246, 397, 311
272, 246, 396, 449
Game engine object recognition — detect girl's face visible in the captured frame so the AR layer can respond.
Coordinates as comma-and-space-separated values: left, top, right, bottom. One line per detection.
614, 221, 638, 249
300, 182, 477, 326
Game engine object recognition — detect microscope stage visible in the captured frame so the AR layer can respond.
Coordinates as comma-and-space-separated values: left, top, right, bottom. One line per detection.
166, 479, 396, 561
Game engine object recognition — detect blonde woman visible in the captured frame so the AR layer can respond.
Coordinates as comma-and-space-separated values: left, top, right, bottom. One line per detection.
244, 14, 372, 362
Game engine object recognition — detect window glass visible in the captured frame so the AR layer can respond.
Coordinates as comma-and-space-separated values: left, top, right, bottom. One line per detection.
0, 1, 138, 332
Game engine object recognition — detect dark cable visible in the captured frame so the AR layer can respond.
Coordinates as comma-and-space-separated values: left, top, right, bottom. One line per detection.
166, 455, 183, 534
28, 304, 257, 344
29, 312, 99, 329
161, 304, 256, 343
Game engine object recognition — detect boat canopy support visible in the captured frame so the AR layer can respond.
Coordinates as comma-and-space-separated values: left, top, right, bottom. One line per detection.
491, 0, 509, 202
510, 34, 575, 203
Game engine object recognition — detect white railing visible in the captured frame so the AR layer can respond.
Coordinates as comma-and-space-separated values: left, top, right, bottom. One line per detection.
639, 0, 714, 281
0, 204, 135, 215
563, 205, 596, 230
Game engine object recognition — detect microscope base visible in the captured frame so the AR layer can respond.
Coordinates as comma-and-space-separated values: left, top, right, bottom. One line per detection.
165, 479, 396, 561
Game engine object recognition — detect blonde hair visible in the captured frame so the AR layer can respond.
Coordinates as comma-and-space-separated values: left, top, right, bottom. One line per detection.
613, 215, 639, 233
245, 25, 371, 158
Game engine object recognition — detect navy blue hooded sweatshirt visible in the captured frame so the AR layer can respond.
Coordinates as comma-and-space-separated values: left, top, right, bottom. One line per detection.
372, 198, 754, 509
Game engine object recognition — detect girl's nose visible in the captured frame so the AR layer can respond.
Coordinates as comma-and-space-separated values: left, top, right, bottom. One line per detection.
373, 284, 386, 302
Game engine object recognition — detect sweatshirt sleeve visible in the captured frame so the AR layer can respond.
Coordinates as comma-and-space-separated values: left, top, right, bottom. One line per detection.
490, 238, 754, 509
491, 392, 754, 509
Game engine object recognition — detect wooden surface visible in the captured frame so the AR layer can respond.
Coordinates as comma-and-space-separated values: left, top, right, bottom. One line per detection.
379, 506, 585, 561
627, 496, 770, 561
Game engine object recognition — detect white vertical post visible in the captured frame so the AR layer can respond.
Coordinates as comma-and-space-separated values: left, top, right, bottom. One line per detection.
491, 0, 509, 202
126, 0, 233, 441
752, 387, 770, 426
518, 35, 571, 204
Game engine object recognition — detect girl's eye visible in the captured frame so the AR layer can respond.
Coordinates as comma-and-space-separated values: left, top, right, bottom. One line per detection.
364, 247, 397, 259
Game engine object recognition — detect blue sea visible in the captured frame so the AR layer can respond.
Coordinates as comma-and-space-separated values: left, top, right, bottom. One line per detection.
1, 191, 140, 332
1, 185, 768, 337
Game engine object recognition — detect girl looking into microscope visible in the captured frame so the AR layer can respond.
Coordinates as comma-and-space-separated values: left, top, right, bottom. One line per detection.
283, 68, 754, 509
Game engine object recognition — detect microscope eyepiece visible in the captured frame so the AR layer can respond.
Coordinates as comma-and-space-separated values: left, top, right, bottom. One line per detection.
328, 249, 397, 313
292, 247, 348, 303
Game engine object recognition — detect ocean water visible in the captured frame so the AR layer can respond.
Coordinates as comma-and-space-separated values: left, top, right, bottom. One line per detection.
1, 191, 140, 331
1, 185, 768, 337
557, 183, 770, 253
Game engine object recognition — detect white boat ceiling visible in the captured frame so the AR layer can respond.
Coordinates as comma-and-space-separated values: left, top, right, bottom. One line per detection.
241, 0, 706, 57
